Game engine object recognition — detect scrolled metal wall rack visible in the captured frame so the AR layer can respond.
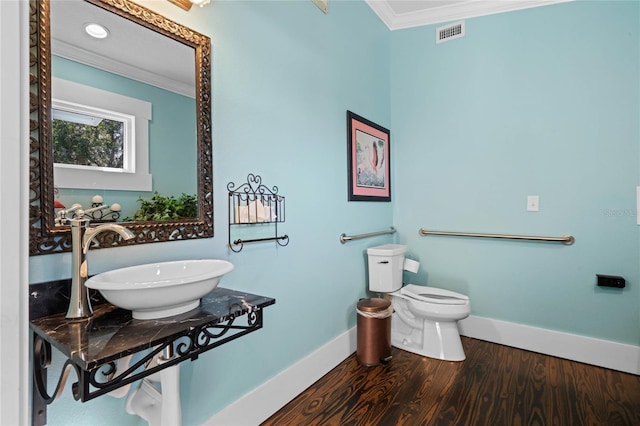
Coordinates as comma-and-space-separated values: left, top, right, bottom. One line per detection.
340, 227, 396, 244
227, 173, 288, 253
418, 228, 575, 245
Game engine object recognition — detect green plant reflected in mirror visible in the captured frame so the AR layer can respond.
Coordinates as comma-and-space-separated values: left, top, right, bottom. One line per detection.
127, 192, 198, 222
29, 0, 213, 255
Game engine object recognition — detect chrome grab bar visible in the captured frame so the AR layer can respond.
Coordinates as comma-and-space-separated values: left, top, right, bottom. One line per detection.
418, 228, 574, 245
340, 227, 396, 244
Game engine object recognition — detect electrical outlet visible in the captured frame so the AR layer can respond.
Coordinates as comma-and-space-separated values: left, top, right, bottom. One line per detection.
597, 274, 625, 288
527, 195, 539, 212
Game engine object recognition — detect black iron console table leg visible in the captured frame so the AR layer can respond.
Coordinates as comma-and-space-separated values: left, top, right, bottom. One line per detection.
32, 333, 80, 425
32, 332, 48, 426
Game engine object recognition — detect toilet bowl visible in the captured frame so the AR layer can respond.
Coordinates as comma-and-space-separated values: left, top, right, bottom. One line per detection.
366, 244, 471, 362
390, 284, 470, 361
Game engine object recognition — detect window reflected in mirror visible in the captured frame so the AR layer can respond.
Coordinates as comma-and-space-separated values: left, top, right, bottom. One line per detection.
52, 108, 127, 170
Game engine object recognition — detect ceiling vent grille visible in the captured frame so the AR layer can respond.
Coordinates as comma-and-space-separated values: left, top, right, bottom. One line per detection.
436, 21, 465, 44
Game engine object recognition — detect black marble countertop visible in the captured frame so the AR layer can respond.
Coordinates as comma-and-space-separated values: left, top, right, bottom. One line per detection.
30, 287, 276, 371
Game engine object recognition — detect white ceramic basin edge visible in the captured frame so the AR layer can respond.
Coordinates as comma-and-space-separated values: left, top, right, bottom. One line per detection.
85, 259, 234, 319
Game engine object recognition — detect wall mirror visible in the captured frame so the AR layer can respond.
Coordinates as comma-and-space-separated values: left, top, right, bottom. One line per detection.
30, 0, 213, 255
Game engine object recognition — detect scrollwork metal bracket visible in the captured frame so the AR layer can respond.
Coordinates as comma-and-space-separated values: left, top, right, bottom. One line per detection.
32, 308, 263, 415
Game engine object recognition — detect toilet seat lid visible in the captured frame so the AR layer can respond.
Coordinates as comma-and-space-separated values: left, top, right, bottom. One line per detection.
401, 284, 469, 305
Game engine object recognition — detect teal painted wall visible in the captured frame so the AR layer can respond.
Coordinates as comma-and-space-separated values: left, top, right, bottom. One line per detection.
391, 1, 640, 344
32, 1, 391, 425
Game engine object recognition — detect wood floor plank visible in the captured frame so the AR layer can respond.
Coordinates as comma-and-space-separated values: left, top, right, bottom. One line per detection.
262, 337, 640, 426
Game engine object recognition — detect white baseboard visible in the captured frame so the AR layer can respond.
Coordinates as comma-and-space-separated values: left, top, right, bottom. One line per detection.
205, 316, 640, 425
203, 327, 357, 426
459, 315, 640, 375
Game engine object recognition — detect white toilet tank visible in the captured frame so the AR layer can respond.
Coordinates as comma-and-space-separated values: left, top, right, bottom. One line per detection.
367, 244, 407, 293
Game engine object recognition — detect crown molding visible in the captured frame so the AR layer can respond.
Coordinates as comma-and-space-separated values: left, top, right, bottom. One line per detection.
366, 0, 574, 31
51, 38, 195, 98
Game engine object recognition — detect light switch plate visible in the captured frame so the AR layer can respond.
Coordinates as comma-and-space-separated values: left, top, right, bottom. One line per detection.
527, 195, 539, 212
637, 187, 640, 225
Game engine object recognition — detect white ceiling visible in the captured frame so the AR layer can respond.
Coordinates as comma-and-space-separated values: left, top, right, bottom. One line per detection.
366, 0, 574, 30
49, 0, 574, 94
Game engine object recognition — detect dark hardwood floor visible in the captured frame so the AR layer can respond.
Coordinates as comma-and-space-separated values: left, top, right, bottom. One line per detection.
262, 337, 640, 426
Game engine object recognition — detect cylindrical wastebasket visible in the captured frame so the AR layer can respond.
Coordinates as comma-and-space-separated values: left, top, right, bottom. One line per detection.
356, 298, 392, 366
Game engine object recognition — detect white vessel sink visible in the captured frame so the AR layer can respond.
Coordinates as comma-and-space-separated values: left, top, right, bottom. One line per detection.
85, 259, 234, 320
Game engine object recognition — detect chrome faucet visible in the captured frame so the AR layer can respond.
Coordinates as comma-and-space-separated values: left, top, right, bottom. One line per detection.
59, 207, 135, 319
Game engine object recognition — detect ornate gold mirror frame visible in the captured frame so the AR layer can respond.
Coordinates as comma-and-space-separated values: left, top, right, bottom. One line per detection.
29, 0, 213, 255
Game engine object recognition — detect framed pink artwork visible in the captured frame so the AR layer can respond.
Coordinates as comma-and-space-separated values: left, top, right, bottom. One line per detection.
347, 111, 391, 202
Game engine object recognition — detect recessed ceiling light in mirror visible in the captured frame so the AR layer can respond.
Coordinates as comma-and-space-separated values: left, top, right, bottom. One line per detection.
84, 23, 109, 39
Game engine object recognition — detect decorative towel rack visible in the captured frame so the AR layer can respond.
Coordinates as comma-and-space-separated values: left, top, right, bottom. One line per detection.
227, 173, 289, 253
340, 227, 396, 244
418, 228, 574, 245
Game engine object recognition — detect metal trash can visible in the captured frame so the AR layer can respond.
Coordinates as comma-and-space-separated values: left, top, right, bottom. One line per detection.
356, 298, 393, 366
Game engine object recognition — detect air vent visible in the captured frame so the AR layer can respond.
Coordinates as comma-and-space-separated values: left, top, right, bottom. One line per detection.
436, 21, 465, 44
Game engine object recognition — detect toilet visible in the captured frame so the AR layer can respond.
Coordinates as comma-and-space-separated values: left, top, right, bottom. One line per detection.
367, 244, 471, 361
